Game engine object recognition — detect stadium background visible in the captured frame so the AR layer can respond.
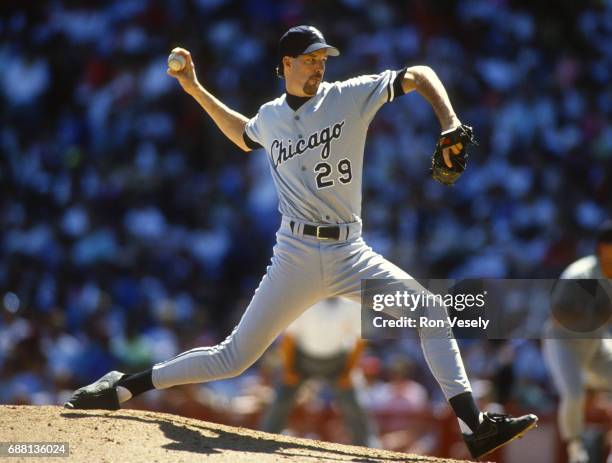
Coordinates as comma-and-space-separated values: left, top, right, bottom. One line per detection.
1, 0, 611, 461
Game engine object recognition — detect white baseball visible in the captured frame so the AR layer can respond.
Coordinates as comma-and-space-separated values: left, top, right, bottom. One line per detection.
168, 52, 186, 71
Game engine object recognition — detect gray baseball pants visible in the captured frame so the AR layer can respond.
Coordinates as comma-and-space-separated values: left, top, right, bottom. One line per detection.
543, 333, 612, 440
152, 217, 472, 400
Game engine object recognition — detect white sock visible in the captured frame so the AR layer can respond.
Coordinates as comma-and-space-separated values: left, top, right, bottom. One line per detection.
458, 412, 484, 435
116, 386, 133, 403
458, 418, 473, 434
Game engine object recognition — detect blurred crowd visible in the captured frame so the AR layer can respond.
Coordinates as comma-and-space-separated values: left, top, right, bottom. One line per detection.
1, 0, 611, 458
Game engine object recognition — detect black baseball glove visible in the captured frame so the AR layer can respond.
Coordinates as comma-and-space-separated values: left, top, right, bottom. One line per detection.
430, 124, 477, 186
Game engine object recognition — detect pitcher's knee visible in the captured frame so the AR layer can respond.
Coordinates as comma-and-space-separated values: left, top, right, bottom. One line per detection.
417, 302, 453, 339
210, 351, 258, 379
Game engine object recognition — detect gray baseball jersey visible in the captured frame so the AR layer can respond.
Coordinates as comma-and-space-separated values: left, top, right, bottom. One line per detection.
543, 255, 612, 440
244, 70, 400, 224
548, 255, 611, 336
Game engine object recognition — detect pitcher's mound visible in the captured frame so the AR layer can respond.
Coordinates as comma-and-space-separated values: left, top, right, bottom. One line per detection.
0, 405, 471, 462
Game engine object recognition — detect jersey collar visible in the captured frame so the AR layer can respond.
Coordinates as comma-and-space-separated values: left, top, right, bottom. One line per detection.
285, 93, 313, 111
283, 82, 327, 113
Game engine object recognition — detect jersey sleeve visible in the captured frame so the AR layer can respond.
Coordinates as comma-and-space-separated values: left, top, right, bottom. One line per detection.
338, 69, 400, 125
244, 112, 264, 150
243, 131, 262, 150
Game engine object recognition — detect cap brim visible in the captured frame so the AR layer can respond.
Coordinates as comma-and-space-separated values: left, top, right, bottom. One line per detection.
302, 43, 340, 56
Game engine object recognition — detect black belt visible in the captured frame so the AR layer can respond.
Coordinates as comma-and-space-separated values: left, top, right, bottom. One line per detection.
290, 221, 341, 240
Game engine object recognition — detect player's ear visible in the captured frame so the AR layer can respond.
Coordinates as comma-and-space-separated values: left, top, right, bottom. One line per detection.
282, 56, 292, 74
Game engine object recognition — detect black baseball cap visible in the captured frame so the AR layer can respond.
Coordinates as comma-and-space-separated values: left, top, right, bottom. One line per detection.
278, 25, 340, 59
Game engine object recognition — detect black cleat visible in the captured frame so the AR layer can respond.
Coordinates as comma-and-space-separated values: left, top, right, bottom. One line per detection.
63, 371, 124, 411
463, 412, 538, 460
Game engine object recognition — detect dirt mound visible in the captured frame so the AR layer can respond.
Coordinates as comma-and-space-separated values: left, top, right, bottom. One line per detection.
0, 405, 471, 462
